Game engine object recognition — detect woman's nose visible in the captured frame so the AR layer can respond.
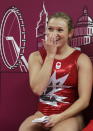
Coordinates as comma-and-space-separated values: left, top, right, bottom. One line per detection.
53, 30, 58, 34
53, 31, 59, 38
47, 30, 59, 37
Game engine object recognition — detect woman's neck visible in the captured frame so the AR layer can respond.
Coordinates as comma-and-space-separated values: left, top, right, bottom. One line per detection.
55, 44, 75, 59
56, 44, 70, 55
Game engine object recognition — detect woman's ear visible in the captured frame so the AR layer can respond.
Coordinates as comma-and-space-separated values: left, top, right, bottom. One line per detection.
68, 29, 74, 38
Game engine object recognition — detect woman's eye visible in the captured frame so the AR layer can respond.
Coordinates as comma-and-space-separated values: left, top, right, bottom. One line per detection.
58, 29, 63, 32
48, 27, 53, 31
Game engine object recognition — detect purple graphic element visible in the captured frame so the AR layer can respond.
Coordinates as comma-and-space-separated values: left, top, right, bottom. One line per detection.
36, 6, 93, 61
71, 7, 93, 47
0, 1, 93, 131
0, 6, 28, 72
36, 2, 48, 49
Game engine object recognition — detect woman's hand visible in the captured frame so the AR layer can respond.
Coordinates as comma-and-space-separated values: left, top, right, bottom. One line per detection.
43, 114, 62, 128
42, 33, 58, 58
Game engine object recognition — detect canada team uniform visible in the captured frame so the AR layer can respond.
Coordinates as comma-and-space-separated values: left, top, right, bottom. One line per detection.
38, 48, 81, 116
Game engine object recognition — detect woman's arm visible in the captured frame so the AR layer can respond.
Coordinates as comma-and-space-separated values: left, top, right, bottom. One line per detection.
57, 53, 92, 120
28, 33, 58, 96
28, 51, 55, 96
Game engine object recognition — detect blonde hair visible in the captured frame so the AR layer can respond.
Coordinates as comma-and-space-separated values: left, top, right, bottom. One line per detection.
48, 12, 73, 32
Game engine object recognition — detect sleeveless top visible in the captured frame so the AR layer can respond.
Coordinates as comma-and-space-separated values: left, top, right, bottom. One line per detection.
38, 47, 81, 116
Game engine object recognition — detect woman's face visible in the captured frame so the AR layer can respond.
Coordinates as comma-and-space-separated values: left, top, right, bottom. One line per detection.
46, 18, 73, 47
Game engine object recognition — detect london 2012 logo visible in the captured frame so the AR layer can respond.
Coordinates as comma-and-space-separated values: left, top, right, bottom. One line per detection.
0, 6, 28, 72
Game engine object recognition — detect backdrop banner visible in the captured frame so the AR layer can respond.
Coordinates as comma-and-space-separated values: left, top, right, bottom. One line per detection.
0, 0, 93, 130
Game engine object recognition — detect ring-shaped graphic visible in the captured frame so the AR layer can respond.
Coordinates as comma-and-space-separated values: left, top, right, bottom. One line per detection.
0, 6, 26, 69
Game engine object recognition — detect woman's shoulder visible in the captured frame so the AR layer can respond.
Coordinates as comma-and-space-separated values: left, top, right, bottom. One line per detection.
69, 47, 92, 68
29, 51, 40, 58
78, 52, 91, 61
28, 51, 43, 64
77, 52, 92, 68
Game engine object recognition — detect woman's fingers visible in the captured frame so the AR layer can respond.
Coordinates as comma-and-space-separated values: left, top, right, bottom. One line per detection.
47, 33, 57, 45
44, 121, 54, 128
47, 33, 53, 44
53, 33, 57, 45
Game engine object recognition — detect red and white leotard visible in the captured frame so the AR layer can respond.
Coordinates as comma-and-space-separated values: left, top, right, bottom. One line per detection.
38, 47, 81, 116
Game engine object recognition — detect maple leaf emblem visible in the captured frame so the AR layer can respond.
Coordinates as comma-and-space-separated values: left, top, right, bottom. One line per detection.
40, 71, 72, 106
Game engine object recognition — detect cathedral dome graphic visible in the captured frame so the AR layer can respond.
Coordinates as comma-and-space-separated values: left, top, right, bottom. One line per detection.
71, 7, 93, 48
71, 7, 93, 61
78, 8, 93, 25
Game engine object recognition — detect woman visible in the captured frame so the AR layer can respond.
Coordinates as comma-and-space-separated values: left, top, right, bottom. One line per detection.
19, 12, 93, 131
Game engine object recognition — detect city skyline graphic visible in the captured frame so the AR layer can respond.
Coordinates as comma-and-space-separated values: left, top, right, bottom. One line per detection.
0, 4, 93, 72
